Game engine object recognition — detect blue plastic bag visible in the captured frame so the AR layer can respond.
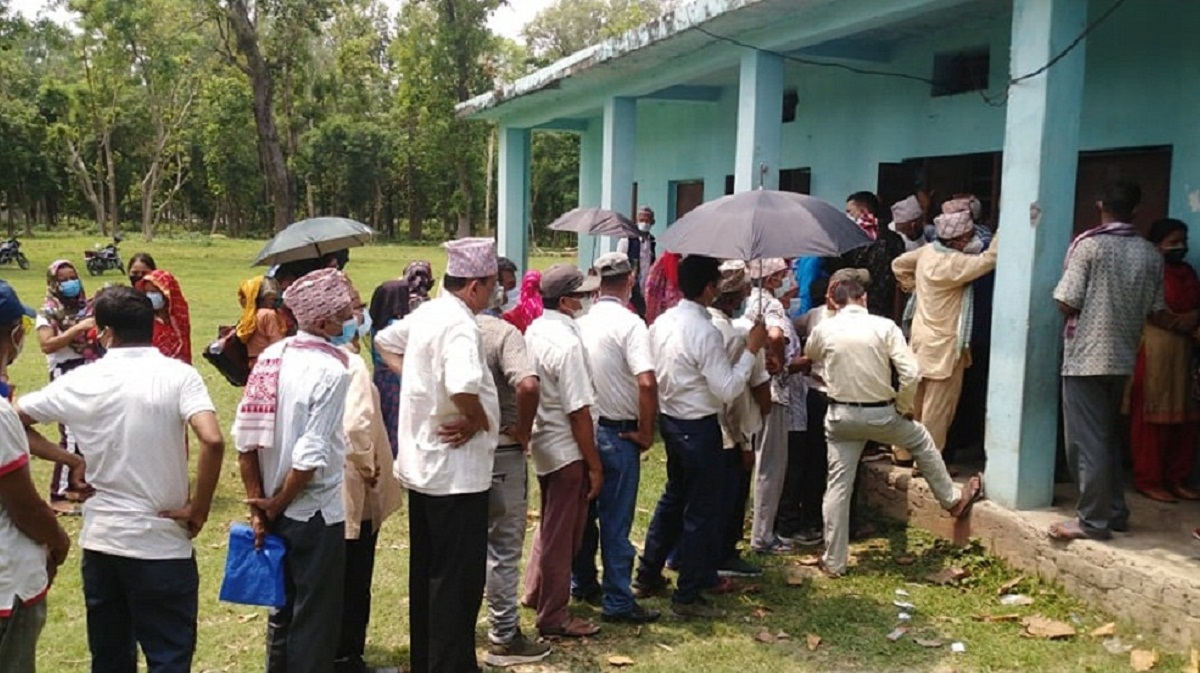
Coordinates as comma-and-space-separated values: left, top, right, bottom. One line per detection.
219, 523, 287, 608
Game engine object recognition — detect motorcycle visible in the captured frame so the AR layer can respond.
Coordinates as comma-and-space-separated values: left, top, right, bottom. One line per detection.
0, 238, 30, 270
84, 233, 124, 276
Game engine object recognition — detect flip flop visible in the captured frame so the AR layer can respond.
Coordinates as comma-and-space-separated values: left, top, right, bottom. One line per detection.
949, 473, 984, 519
540, 617, 600, 639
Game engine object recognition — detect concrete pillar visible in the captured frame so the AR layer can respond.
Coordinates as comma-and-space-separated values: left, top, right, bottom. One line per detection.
577, 120, 603, 265
592, 96, 637, 259
497, 126, 530, 270
985, 0, 1088, 510
733, 51, 783, 192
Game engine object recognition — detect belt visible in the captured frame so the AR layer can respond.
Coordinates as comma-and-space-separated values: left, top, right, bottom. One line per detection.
496, 443, 523, 452
597, 417, 638, 431
829, 399, 893, 408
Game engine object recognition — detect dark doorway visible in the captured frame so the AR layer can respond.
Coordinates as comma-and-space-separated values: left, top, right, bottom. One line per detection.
670, 180, 705, 223
779, 168, 812, 195
877, 152, 1002, 226
1073, 146, 1172, 235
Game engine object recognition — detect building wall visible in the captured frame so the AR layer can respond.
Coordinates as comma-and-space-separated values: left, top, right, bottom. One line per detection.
620, 0, 1200, 246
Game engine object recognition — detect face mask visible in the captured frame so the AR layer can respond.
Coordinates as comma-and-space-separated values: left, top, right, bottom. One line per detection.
329, 317, 358, 346
129, 275, 142, 286
59, 279, 82, 298
357, 311, 373, 338
638, 221, 652, 232
773, 273, 796, 299
488, 283, 506, 312
146, 292, 165, 311
1165, 246, 1189, 265
962, 236, 984, 255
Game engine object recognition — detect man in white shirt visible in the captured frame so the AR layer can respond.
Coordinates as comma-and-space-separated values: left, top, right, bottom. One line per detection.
805, 279, 981, 576
634, 255, 766, 619
570, 252, 661, 624
0, 280, 71, 672
234, 268, 355, 673
19, 286, 224, 672
373, 238, 500, 673
708, 262, 771, 578
521, 264, 604, 639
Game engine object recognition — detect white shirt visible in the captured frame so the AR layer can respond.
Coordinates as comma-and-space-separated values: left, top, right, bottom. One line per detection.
577, 297, 654, 422
375, 294, 499, 495
35, 314, 88, 369
235, 333, 350, 524
710, 309, 770, 450
617, 234, 655, 284
805, 305, 919, 414
889, 222, 927, 253
651, 299, 756, 420
20, 347, 215, 560
0, 399, 49, 613
526, 310, 595, 476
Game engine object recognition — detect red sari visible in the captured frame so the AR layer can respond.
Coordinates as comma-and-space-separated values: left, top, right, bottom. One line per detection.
139, 270, 192, 364
1129, 261, 1200, 493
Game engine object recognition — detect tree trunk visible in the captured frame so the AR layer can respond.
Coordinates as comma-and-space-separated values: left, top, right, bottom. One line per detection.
225, 0, 294, 232
103, 129, 119, 234
484, 125, 495, 235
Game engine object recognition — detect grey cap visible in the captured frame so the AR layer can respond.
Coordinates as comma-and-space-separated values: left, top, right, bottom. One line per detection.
540, 264, 601, 299
829, 267, 871, 288
593, 252, 633, 278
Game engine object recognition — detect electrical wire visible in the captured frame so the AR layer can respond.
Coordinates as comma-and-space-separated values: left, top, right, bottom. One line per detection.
690, 0, 1129, 108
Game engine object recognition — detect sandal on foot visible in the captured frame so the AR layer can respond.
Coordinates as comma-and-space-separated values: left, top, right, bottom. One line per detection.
540, 617, 600, 639
948, 473, 984, 519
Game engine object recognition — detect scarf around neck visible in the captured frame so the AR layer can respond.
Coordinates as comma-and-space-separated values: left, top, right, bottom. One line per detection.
1062, 222, 1139, 338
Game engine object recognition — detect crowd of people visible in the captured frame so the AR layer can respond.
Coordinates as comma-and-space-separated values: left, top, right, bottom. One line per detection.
0, 178, 1194, 672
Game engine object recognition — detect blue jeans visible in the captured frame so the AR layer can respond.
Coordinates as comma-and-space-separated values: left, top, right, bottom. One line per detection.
570, 424, 642, 616
82, 550, 199, 673
637, 415, 726, 604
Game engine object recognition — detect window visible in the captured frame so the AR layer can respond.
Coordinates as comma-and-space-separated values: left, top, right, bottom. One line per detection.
931, 48, 990, 97
779, 168, 811, 194
782, 89, 799, 123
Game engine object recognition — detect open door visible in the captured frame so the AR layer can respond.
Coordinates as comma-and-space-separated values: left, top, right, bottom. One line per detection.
1073, 146, 1171, 235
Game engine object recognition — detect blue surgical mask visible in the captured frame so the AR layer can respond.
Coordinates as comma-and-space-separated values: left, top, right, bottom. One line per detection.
146, 292, 165, 311
59, 279, 82, 298
330, 317, 357, 346
357, 311, 373, 338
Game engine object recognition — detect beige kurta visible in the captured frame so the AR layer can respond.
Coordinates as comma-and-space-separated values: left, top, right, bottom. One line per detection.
892, 235, 999, 381
342, 348, 403, 540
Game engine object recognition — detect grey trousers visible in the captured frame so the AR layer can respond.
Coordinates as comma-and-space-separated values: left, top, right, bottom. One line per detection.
267, 512, 346, 673
0, 599, 46, 673
822, 404, 961, 574
751, 403, 790, 549
1063, 375, 1130, 535
485, 447, 529, 644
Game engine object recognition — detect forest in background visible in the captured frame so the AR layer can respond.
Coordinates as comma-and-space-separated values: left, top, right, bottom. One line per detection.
0, 0, 673, 244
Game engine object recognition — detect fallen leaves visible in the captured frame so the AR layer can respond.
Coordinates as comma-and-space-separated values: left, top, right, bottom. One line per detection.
1089, 622, 1116, 638
914, 637, 944, 648
1130, 649, 1158, 672
894, 555, 916, 566
235, 613, 258, 624
750, 606, 772, 620
805, 634, 821, 651
925, 567, 969, 586
998, 576, 1025, 596
784, 567, 811, 586
607, 655, 635, 667
754, 628, 776, 644
973, 613, 1022, 623
1020, 615, 1077, 640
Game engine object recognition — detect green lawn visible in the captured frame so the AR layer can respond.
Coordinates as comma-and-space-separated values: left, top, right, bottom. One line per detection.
0, 234, 1176, 672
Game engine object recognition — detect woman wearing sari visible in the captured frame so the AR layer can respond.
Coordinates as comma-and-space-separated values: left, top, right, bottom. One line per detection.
236, 275, 289, 369
1129, 218, 1200, 502
501, 269, 542, 334
643, 252, 683, 326
368, 279, 411, 458
36, 259, 102, 512
136, 269, 192, 364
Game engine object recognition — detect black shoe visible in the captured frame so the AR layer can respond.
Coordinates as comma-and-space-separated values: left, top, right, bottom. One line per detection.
632, 575, 669, 599
783, 529, 823, 547
601, 603, 661, 624
670, 595, 724, 619
571, 587, 602, 607
717, 556, 762, 578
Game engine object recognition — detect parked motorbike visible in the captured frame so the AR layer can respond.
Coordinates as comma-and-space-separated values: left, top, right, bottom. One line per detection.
0, 238, 30, 270
84, 233, 124, 276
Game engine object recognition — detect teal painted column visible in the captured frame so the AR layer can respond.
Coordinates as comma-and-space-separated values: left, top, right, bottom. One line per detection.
497, 125, 531, 270
734, 50, 782, 192
985, 0, 1088, 510
577, 120, 603, 266
595, 96, 637, 259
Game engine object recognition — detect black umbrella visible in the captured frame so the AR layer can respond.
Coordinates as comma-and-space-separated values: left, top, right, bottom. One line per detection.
548, 207, 640, 238
657, 190, 871, 260
252, 217, 375, 267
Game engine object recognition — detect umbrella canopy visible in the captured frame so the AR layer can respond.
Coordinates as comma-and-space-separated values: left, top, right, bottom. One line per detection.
548, 207, 640, 238
657, 190, 872, 260
252, 217, 375, 267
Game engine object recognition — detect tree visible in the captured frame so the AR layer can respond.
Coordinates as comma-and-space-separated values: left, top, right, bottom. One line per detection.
522, 0, 669, 63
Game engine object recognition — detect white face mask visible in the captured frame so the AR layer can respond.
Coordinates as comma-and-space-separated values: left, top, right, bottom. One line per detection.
575, 297, 593, 318
962, 236, 984, 255
773, 273, 797, 299
146, 292, 165, 311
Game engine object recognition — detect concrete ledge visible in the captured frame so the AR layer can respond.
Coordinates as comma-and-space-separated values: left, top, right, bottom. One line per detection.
861, 460, 1200, 650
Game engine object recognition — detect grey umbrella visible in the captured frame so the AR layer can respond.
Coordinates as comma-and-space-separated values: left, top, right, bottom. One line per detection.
548, 207, 641, 238
657, 190, 871, 260
252, 217, 375, 267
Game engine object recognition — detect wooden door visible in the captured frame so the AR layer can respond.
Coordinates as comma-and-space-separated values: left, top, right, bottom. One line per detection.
1073, 147, 1172, 235
671, 180, 705, 222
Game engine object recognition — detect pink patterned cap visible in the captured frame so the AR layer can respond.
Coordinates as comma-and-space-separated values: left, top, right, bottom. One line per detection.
283, 267, 355, 325
747, 258, 788, 280
942, 196, 982, 221
934, 211, 974, 240
444, 237, 498, 279
890, 196, 922, 223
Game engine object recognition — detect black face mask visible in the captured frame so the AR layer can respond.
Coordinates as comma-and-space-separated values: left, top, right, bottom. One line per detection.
1165, 247, 1189, 265
129, 275, 141, 286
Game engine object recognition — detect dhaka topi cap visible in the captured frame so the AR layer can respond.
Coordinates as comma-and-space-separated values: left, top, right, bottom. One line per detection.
891, 195, 922, 223
284, 268, 355, 326
717, 260, 749, 294
934, 211, 975, 240
444, 237, 498, 279
942, 196, 982, 222
747, 258, 788, 280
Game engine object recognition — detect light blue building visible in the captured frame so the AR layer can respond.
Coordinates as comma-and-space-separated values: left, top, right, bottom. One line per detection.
460, 0, 1199, 512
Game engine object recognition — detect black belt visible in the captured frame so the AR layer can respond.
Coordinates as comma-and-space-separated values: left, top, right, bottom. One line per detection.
829, 399, 893, 408
496, 443, 523, 452
598, 417, 638, 431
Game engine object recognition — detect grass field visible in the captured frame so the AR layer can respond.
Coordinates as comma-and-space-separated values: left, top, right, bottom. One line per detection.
0, 234, 1177, 672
